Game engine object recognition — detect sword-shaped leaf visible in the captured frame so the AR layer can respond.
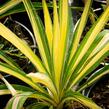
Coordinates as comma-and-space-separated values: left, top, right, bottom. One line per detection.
66, 31, 109, 88
66, 6, 109, 89
22, 0, 51, 74
42, 0, 53, 54
68, 43, 109, 90
68, 0, 92, 63
0, 23, 45, 73
0, 62, 45, 93
78, 65, 109, 91
53, 0, 69, 91
52, 0, 60, 90
69, 6, 109, 74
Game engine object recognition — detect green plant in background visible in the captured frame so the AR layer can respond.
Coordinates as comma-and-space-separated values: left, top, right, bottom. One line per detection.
0, 0, 109, 109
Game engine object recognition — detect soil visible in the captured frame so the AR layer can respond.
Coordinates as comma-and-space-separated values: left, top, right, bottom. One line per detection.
66, 101, 88, 109
66, 74, 109, 109
89, 75, 109, 109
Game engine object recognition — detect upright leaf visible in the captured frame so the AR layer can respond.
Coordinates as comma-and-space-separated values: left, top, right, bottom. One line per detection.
66, 6, 109, 87
52, 0, 60, 91
64, 31, 109, 89
42, 0, 53, 54
68, 0, 92, 63
53, 0, 69, 91
22, 0, 51, 74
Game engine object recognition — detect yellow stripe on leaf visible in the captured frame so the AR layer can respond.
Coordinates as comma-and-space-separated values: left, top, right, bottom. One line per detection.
68, 0, 92, 63
0, 0, 22, 15
71, 43, 109, 87
42, 0, 53, 54
0, 23, 45, 73
52, 0, 60, 91
22, 0, 51, 74
53, 0, 69, 90
69, 6, 109, 75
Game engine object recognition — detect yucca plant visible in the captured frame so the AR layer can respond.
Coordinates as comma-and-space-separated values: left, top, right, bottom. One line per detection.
0, 0, 109, 109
